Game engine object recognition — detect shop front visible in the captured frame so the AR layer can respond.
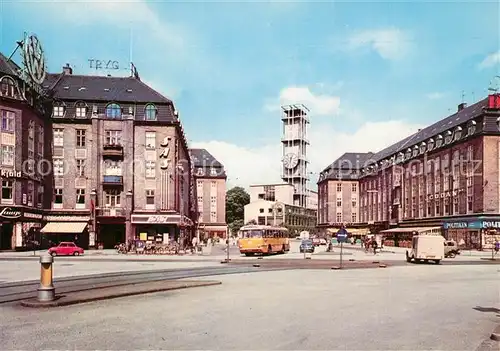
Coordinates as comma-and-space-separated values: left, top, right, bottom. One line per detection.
131, 213, 194, 246
40, 215, 90, 249
444, 217, 500, 250
380, 227, 442, 248
197, 224, 228, 241
0, 206, 43, 251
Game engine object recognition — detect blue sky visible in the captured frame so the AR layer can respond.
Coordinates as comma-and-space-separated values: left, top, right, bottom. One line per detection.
1, 0, 499, 187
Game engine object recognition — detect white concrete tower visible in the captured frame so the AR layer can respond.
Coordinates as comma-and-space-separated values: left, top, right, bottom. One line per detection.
281, 104, 310, 208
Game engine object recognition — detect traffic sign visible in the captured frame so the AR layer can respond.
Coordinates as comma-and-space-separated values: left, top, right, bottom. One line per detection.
336, 227, 349, 243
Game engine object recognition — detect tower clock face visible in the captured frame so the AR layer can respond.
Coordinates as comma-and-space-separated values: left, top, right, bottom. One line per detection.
283, 153, 299, 169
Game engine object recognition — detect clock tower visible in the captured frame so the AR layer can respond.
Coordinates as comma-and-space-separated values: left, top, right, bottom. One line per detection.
281, 104, 310, 208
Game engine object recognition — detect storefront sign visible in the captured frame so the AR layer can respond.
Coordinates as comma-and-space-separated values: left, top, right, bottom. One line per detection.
131, 214, 180, 224
159, 137, 171, 169
1, 169, 22, 178
24, 212, 43, 220
0, 207, 22, 219
445, 222, 467, 229
427, 189, 464, 201
482, 221, 500, 229
444, 220, 481, 230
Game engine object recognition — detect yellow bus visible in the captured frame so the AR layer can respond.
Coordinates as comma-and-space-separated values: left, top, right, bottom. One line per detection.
238, 225, 290, 256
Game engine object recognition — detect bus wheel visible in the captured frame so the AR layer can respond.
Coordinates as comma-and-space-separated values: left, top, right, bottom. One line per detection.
280, 245, 286, 254
268, 245, 272, 255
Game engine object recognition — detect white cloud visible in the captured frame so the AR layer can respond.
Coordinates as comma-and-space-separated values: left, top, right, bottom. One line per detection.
346, 28, 411, 60
193, 119, 423, 190
265, 86, 341, 116
426, 92, 446, 100
478, 51, 500, 69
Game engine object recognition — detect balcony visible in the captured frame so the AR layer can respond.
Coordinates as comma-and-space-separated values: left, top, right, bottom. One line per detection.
102, 175, 123, 187
102, 144, 124, 158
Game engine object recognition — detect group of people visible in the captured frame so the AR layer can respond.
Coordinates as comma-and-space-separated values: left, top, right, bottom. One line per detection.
362, 237, 379, 255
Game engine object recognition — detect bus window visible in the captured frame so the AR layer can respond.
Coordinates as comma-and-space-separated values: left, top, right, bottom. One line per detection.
242, 230, 263, 238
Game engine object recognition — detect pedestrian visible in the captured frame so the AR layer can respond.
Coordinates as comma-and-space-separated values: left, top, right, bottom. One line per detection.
494, 240, 499, 255
372, 238, 378, 255
192, 236, 198, 254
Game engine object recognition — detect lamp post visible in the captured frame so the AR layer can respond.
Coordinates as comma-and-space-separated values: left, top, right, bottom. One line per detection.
125, 190, 133, 244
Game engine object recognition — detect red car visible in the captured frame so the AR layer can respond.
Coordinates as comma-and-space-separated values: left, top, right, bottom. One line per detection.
312, 238, 321, 246
48, 242, 84, 256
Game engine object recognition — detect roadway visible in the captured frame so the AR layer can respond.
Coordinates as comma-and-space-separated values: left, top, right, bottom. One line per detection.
1, 264, 498, 350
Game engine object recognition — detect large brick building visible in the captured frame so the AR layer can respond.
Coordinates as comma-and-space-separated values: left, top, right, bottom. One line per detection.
41, 64, 195, 249
318, 95, 500, 249
0, 38, 53, 251
189, 148, 227, 240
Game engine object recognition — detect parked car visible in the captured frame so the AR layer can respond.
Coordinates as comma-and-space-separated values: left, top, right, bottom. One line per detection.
319, 238, 327, 245
444, 240, 460, 258
312, 238, 321, 246
299, 239, 315, 253
48, 242, 84, 256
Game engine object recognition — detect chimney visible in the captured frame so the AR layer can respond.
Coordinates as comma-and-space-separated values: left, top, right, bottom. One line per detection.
62, 63, 72, 75
458, 102, 467, 111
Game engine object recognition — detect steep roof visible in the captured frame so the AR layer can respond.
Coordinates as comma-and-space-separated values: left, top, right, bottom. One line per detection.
319, 152, 374, 182
0, 52, 21, 77
189, 148, 224, 168
372, 98, 489, 161
43, 73, 173, 104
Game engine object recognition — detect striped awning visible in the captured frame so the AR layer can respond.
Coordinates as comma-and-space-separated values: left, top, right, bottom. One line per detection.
41, 222, 88, 234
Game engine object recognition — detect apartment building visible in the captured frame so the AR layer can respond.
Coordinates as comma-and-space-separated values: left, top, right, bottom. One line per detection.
318, 95, 500, 249
316, 152, 373, 237
41, 64, 194, 249
0, 50, 51, 250
189, 148, 227, 240
244, 183, 317, 235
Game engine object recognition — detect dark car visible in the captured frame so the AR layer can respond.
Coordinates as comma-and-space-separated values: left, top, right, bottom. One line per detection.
299, 239, 315, 253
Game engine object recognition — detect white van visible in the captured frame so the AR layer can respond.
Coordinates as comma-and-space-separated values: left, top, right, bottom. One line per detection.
405, 234, 445, 264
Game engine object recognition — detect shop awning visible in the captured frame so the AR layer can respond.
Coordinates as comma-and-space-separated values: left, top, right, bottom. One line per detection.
346, 228, 371, 236
380, 226, 441, 234
40, 222, 88, 234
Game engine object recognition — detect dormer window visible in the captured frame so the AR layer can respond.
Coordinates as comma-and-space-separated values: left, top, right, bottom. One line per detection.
52, 103, 66, 118
419, 142, 426, 154
405, 148, 412, 160
453, 126, 463, 141
210, 168, 218, 176
105, 103, 122, 119
397, 152, 404, 163
0, 77, 17, 98
444, 130, 453, 144
412, 145, 418, 157
427, 138, 435, 152
145, 104, 157, 121
75, 101, 87, 118
196, 168, 204, 176
435, 135, 443, 148
468, 120, 477, 135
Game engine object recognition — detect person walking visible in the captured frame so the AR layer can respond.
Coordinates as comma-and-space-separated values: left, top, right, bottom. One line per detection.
372, 238, 378, 255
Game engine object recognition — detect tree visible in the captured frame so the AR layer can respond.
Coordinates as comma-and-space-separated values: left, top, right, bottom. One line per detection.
226, 186, 250, 223
246, 219, 257, 225
226, 186, 250, 234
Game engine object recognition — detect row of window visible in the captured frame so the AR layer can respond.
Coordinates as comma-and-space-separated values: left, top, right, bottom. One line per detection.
0, 180, 43, 206
53, 102, 158, 120
53, 129, 163, 149
53, 188, 155, 207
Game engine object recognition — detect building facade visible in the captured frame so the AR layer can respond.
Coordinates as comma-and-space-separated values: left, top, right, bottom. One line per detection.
316, 153, 373, 237
245, 183, 317, 235
0, 37, 53, 251
41, 64, 195, 249
318, 96, 500, 249
189, 148, 227, 240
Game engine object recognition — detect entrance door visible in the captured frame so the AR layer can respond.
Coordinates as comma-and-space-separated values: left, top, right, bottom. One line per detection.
99, 223, 125, 249
0, 223, 14, 250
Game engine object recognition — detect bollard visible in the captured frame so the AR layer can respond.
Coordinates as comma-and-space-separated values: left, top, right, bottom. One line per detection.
37, 254, 55, 302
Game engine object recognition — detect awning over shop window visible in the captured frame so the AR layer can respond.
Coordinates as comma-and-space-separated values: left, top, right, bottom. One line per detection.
40, 222, 88, 234
380, 226, 441, 234
346, 228, 371, 236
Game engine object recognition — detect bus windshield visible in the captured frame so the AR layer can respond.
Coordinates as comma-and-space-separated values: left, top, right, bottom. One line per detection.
241, 230, 263, 238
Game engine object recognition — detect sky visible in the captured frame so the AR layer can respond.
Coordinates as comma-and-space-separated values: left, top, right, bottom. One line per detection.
1, 0, 499, 190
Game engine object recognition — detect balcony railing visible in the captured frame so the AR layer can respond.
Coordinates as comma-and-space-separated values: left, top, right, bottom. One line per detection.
102, 175, 123, 186
102, 144, 124, 158
97, 207, 125, 217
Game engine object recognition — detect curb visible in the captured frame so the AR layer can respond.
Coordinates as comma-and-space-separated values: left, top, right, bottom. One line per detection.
490, 325, 500, 342
20, 280, 221, 308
